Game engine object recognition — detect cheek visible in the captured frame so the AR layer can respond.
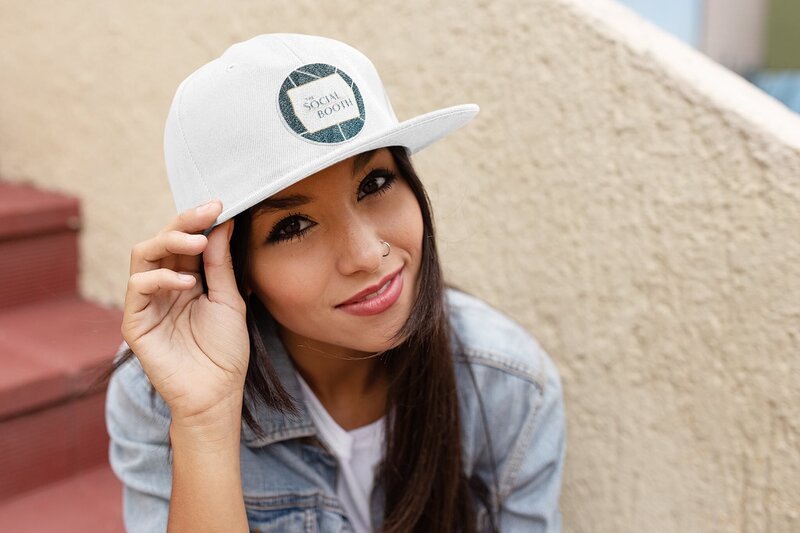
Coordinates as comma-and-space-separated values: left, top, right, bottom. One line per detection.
391, 192, 424, 256
247, 251, 328, 322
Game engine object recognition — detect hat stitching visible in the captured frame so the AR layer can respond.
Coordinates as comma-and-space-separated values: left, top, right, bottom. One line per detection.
176, 70, 212, 199
274, 34, 304, 63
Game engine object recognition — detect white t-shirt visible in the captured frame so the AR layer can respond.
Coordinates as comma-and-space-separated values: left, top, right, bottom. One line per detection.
296, 372, 385, 533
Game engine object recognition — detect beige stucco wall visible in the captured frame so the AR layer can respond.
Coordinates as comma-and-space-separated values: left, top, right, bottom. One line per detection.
1, 0, 798, 531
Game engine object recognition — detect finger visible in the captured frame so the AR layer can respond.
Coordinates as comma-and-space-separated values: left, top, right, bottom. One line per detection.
130, 231, 208, 275
125, 267, 197, 314
203, 219, 244, 313
163, 199, 223, 234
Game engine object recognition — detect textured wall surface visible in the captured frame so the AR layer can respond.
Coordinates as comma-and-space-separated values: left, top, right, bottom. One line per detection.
1, 0, 799, 531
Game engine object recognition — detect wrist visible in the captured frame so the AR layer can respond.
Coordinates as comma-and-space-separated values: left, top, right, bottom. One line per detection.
170, 417, 242, 454
170, 387, 244, 423
170, 396, 244, 453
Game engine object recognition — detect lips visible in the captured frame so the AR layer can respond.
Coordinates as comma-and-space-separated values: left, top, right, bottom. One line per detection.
336, 267, 403, 317
336, 266, 404, 307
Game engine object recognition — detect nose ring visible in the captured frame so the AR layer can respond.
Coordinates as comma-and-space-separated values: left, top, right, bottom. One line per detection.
380, 240, 391, 257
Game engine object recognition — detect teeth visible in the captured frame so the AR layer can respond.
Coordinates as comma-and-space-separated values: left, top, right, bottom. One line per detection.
359, 278, 391, 302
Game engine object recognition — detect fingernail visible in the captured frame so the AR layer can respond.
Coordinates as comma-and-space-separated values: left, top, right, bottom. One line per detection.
196, 200, 218, 213
178, 273, 194, 282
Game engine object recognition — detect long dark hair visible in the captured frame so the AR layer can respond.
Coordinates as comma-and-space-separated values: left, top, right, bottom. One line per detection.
96, 145, 499, 532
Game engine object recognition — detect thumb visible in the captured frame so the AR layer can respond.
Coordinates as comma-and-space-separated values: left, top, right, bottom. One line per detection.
203, 219, 243, 312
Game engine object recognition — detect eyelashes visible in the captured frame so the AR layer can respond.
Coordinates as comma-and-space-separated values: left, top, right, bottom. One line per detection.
266, 211, 313, 244
356, 168, 396, 201
266, 168, 398, 244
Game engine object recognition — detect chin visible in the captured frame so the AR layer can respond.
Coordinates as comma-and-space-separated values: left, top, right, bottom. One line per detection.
335, 333, 402, 356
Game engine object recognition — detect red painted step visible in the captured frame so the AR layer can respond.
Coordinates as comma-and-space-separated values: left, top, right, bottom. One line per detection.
0, 180, 126, 525
0, 295, 122, 418
0, 462, 123, 532
0, 295, 122, 500
0, 389, 110, 501
0, 181, 80, 240
0, 181, 80, 310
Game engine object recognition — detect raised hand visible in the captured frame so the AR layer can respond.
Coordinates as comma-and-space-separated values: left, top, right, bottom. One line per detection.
121, 200, 249, 426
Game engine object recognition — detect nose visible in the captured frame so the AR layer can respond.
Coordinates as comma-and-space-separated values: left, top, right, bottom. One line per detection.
334, 212, 384, 276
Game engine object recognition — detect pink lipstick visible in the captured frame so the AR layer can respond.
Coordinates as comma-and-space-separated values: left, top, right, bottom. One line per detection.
335, 267, 404, 316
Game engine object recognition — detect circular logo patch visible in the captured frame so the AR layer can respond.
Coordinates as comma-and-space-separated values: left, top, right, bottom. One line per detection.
278, 63, 366, 144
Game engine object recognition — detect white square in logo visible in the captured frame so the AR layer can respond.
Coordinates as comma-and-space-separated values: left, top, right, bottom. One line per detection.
288, 74, 360, 134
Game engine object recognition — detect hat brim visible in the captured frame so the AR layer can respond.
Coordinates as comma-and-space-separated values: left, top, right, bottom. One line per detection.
211, 103, 479, 229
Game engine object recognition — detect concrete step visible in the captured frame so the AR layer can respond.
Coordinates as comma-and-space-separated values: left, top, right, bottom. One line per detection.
0, 463, 123, 532
0, 295, 122, 500
0, 181, 80, 310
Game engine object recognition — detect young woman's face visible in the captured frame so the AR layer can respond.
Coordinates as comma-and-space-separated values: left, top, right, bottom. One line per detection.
247, 148, 424, 355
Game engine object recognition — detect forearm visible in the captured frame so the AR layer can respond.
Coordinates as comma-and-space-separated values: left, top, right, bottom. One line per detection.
167, 412, 248, 533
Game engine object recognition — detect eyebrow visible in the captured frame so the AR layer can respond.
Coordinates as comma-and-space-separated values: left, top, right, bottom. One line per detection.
353, 148, 379, 176
252, 194, 313, 216
252, 149, 381, 217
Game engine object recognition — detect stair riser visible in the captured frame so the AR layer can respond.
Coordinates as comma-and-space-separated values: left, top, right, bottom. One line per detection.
0, 391, 108, 501
0, 182, 80, 242
0, 463, 123, 532
0, 232, 78, 310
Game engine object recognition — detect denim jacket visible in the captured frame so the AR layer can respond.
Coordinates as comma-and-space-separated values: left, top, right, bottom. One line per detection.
106, 287, 566, 532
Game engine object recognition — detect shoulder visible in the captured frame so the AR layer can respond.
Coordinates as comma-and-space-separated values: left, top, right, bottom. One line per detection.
106, 341, 172, 434
445, 286, 564, 487
105, 342, 174, 512
445, 286, 558, 392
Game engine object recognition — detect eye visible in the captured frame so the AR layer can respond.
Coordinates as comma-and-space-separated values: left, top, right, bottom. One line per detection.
357, 168, 397, 201
267, 213, 316, 244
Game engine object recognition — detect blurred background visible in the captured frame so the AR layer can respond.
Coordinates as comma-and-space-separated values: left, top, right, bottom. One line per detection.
0, 0, 798, 531
618, 0, 800, 112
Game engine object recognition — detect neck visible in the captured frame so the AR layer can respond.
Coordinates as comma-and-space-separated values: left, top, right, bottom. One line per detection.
278, 326, 388, 430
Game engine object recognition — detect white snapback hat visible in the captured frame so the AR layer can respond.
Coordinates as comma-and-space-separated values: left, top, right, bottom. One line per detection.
164, 33, 479, 227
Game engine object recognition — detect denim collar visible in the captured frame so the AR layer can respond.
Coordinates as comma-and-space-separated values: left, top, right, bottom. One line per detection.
240, 313, 317, 448
239, 313, 387, 527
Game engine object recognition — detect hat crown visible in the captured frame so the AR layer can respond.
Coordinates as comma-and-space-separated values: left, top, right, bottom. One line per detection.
165, 34, 399, 216
163, 33, 478, 227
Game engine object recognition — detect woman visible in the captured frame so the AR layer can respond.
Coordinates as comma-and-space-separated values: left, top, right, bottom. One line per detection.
105, 33, 565, 532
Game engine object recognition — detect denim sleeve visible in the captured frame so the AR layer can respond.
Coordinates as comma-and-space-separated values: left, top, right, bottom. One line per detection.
496, 350, 566, 532
105, 350, 173, 533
